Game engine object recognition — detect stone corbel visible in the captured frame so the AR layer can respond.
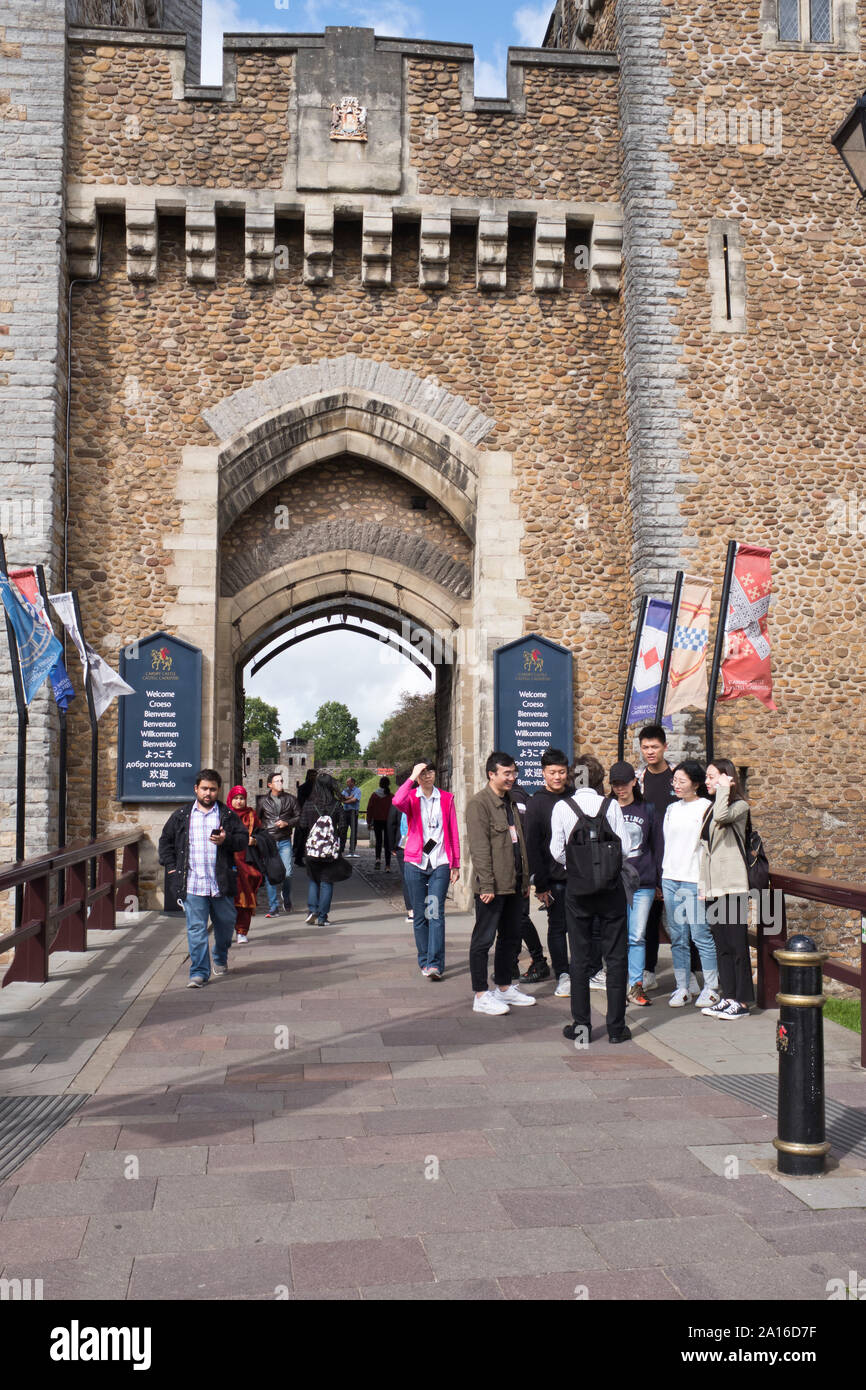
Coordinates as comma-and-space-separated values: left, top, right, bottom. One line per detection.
245, 207, 275, 285
361, 209, 393, 288
125, 201, 158, 282
589, 216, 622, 295
476, 215, 508, 290
419, 212, 451, 289
533, 215, 566, 292
66, 205, 99, 279
186, 205, 217, 283
303, 206, 334, 286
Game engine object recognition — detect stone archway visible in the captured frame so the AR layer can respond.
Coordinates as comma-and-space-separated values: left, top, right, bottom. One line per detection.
161, 358, 532, 854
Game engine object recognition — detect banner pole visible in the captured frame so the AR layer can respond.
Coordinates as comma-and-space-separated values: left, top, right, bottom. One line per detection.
71, 590, 98, 889
705, 540, 738, 766
0, 534, 29, 931
654, 570, 684, 726
618, 594, 649, 762
36, 565, 66, 907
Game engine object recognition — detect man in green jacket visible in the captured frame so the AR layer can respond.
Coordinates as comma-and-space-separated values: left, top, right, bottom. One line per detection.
466, 751, 537, 1016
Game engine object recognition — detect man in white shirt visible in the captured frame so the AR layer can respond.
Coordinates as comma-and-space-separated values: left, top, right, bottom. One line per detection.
550, 783, 632, 1045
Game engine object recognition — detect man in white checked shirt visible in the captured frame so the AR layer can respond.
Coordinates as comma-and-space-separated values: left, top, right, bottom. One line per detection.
159, 769, 249, 988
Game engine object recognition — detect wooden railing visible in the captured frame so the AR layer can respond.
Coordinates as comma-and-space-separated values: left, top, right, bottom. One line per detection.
0, 830, 144, 987
756, 871, 864, 1069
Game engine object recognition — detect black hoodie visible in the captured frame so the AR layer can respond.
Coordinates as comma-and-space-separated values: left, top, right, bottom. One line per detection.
524, 786, 572, 891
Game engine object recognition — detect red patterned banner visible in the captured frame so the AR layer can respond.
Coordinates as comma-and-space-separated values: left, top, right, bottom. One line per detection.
719, 543, 777, 710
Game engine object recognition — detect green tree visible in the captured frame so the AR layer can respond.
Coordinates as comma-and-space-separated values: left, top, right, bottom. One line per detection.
364, 690, 436, 771
295, 701, 361, 762
243, 695, 281, 764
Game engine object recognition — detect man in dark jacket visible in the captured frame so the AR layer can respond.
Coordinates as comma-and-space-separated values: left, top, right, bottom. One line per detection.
259, 770, 300, 916
524, 748, 573, 996
465, 751, 536, 1016
158, 768, 249, 988
509, 780, 551, 984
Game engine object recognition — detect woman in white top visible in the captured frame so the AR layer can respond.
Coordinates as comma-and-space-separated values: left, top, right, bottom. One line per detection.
661, 761, 720, 1009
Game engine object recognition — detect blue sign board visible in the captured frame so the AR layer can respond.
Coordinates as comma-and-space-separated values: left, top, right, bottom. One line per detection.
117, 632, 202, 802
493, 633, 573, 792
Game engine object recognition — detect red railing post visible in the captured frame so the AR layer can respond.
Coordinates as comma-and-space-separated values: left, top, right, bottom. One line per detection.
3, 873, 49, 984
88, 848, 117, 930
115, 840, 140, 917
53, 858, 88, 953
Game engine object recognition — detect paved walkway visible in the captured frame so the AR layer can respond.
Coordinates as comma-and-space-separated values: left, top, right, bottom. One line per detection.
1, 856, 864, 1301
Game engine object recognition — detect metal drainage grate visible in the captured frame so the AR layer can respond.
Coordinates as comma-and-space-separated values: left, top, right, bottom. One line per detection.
700, 1073, 866, 1161
0, 1095, 90, 1183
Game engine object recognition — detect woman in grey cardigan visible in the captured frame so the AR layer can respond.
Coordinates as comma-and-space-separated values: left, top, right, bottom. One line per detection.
699, 760, 754, 1019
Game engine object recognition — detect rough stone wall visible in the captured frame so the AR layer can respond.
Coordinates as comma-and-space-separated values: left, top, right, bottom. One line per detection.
0, 1, 68, 870
63, 213, 629, 858
68, 44, 293, 187
220, 459, 473, 597
407, 60, 620, 200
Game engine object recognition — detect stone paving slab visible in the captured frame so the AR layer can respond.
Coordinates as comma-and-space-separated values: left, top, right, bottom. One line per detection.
1, 882, 863, 1302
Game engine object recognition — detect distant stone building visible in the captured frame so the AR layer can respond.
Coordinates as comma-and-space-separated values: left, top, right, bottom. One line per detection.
242, 736, 315, 806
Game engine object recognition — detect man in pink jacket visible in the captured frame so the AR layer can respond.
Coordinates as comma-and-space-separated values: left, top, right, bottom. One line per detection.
393, 760, 460, 979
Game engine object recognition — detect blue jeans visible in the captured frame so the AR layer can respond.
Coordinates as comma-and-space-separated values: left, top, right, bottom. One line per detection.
661, 878, 719, 992
404, 861, 449, 973
627, 887, 656, 986
266, 839, 294, 912
183, 893, 236, 982
306, 874, 333, 923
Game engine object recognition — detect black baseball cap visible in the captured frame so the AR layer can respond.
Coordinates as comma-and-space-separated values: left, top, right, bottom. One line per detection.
609, 761, 636, 784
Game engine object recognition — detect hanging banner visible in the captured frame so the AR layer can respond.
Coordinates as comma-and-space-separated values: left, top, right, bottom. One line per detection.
117, 632, 202, 802
49, 591, 133, 720
0, 569, 64, 705
9, 568, 75, 712
625, 597, 674, 730
663, 578, 713, 716
493, 634, 573, 792
719, 543, 777, 710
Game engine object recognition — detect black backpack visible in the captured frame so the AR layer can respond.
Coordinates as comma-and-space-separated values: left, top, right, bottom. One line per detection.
735, 812, 770, 892
564, 795, 623, 895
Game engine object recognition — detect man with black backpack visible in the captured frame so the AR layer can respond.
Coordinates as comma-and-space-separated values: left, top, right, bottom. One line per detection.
550, 779, 632, 1043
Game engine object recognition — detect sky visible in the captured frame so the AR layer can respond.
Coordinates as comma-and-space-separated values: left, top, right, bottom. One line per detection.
200, 0, 552, 93
206, 0, 552, 737
244, 623, 431, 749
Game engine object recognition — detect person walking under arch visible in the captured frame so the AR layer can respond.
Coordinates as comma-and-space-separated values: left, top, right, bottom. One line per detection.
700, 760, 754, 1020
300, 772, 348, 926
227, 785, 263, 944
366, 776, 393, 871
260, 770, 299, 917
394, 761, 460, 979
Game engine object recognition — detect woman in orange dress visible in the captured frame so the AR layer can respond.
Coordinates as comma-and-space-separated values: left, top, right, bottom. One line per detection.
228, 786, 262, 942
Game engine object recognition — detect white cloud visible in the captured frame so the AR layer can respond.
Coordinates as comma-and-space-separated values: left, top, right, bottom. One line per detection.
200, 0, 290, 85
474, 45, 507, 97
513, 3, 551, 46
245, 626, 430, 748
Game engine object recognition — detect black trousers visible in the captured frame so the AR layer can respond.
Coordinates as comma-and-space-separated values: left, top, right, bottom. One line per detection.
394, 847, 413, 912
470, 892, 524, 992
511, 899, 546, 974
565, 881, 628, 1036
372, 821, 391, 866
546, 882, 569, 977
707, 894, 755, 1003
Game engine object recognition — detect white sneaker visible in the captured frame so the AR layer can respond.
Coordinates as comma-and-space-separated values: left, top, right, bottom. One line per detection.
689, 973, 702, 996
694, 987, 720, 1009
668, 988, 691, 1007
473, 990, 510, 1015
643, 971, 657, 990
554, 972, 571, 997
305, 912, 317, 924
494, 984, 537, 1007
589, 971, 607, 990
236, 934, 248, 945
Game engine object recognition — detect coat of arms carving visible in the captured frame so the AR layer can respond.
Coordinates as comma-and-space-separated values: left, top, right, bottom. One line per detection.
330, 96, 368, 141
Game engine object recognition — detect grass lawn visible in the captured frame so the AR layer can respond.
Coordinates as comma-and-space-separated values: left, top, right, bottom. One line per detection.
823, 996, 861, 1034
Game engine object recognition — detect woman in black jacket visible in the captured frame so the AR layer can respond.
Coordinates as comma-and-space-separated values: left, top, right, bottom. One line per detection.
299, 772, 347, 925
608, 761, 663, 1008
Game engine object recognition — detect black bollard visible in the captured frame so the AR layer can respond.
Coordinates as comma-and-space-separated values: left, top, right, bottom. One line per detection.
772, 934, 830, 1176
